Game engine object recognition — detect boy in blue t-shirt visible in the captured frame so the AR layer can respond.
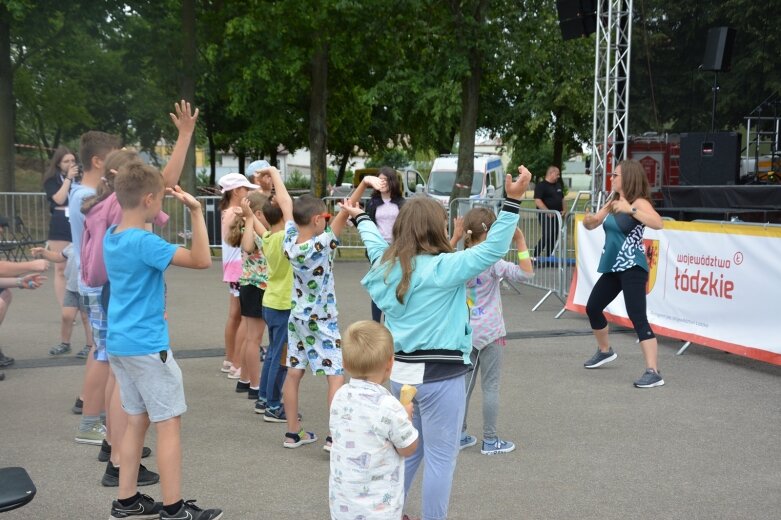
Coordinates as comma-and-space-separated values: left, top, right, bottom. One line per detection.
103, 162, 222, 520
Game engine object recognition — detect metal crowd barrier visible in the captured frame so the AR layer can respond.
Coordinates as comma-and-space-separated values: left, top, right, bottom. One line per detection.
0, 192, 225, 253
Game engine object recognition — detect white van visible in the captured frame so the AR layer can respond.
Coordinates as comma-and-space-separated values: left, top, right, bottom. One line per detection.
426, 154, 505, 208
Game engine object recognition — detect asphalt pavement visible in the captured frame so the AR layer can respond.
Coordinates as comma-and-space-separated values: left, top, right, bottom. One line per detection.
1, 261, 779, 520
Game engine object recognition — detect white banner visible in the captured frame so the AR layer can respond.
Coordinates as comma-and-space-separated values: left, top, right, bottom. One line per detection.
566, 215, 781, 365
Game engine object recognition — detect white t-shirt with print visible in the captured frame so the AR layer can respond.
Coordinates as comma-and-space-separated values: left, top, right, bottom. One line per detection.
329, 379, 418, 520
282, 220, 339, 321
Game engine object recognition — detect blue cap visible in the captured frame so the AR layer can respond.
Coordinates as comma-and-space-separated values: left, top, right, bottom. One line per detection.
246, 160, 271, 178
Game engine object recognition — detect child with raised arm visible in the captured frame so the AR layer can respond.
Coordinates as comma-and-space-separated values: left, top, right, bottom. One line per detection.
225, 191, 270, 399
278, 174, 384, 449
105, 163, 221, 520
329, 320, 419, 520
451, 206, 534, 455
340, 166, 531, 520
254, 167, 293, 419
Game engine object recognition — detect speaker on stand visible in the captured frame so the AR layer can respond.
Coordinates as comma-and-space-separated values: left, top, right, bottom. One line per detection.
701, 27, 736, 133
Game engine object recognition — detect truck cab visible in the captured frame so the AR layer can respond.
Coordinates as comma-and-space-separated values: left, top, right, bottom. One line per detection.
426, 154, 505, 208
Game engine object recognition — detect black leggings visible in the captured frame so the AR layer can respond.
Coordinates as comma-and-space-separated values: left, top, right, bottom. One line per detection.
586, 266, 655, 341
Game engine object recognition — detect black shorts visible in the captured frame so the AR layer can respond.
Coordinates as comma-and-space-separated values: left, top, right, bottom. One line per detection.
239, 284, 265, 318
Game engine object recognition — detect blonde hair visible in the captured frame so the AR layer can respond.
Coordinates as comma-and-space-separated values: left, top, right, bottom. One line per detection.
462, 206, 496, 249
226, 191, 269, 248
381, 197, 452, 303
114, 162, 165, 210
342, 321, 394, 378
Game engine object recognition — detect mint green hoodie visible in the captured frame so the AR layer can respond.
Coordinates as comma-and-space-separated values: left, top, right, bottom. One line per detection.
358, 202, 520, 364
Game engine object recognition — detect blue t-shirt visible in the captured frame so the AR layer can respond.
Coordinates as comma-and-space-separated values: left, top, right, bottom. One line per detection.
104, 226, 179, 356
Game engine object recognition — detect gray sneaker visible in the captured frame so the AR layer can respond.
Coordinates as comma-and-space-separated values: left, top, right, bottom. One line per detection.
75, 422, 107, 445
634, 368, 665, 388
75, 345, 91, 359
49, 342, 71, 355
0, 349, 14, 367
584, 347, 617, 369
459, 434, 477, 451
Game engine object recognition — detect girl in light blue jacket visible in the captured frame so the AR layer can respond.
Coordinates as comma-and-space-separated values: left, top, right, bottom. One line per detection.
341, 167, 531, 520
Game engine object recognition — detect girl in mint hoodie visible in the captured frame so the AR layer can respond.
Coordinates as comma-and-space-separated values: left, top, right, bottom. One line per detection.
341, 167, 531, 520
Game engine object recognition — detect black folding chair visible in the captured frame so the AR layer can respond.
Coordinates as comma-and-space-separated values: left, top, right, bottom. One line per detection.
0, 217, 22, 261
0, 467, 36, 513
9, 216, 45, 260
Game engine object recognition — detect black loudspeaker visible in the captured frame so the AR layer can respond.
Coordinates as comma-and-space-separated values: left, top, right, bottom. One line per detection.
679, 132, 741, 185
557, 0, 597, 41
702, 27, 736, 72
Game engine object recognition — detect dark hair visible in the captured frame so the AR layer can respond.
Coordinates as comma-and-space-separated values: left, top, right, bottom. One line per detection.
219, 192, 232, 211
617, 160, 651, 204
44, 146, 75, 183
114, 162, 165, 210
262, 196, 283, 226
79, 131, 121, 171
372, 166, 403, 200
292, 194, 326, 226
82, 149, 140, 214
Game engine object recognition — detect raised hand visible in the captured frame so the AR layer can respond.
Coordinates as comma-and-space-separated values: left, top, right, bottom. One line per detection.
338, 199, 364, 219
166, 185, 202, 212
240, 197, 254, 218
169, 100, 199, 135
505, 165, 532, 199
362, 175, 386, 192
452, 216, 464, 241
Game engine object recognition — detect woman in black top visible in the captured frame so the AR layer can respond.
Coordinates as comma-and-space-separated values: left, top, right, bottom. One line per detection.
43, 146, 79, 306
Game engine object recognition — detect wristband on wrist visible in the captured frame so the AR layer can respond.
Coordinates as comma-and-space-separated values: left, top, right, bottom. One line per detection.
16, 277, 23, 289
518, 250, 530, 260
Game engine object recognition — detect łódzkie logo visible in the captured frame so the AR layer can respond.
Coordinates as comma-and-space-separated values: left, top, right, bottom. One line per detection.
643, 239, 659, 294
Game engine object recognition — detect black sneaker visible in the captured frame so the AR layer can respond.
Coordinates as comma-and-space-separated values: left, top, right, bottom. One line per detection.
583, 347, 617, 369
99, 440, 152, 462
72, 397, 83, 414
49, 342, 72, 355
0, 349, 14, 367
247, 388, 259, 400
160, 500, 223, 520
109, 493, 162, 519
101, 461, 160, 487
235, 380, 250, 393
634, 368, 665, 388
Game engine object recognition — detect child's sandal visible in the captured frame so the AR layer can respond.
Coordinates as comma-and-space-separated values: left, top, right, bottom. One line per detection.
283, 429, 317, 448
323, 435, 333, 453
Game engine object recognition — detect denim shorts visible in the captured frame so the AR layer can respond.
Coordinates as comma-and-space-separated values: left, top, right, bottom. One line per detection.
108, 350, 187, 422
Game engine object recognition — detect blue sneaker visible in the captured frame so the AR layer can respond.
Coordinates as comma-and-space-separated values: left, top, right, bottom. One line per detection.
254, 399, 267, 414
481, 438, 515, 455
459, 434, 477, 451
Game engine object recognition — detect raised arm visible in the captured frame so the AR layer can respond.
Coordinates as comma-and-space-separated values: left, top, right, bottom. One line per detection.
449, 216, 464, 249
168, 186, 211, 269
239, 198, 266, 253
583, 193, 616, 230
161, 100, 199, 187
262, 167, 293, 222
330, 175, 385, 237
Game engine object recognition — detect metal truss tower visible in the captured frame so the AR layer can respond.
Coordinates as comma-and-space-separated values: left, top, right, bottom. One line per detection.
591, 0, 633, 206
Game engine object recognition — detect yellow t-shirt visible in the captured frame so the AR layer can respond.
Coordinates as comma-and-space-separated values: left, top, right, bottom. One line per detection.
261, 230, 293, 310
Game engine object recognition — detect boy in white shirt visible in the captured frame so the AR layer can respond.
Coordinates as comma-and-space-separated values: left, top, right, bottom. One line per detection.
329, 321, 419, 520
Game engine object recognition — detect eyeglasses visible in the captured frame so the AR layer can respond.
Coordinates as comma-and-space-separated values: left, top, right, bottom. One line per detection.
611, 173, 621, 178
